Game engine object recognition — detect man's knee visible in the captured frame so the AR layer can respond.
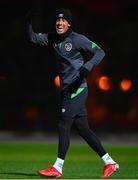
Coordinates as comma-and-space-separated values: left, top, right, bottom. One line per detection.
74, 116, 89, 131
58, 116, 72, 132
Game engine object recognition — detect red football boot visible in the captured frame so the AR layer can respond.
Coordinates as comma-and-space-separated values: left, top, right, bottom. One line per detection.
37, 166, 62, 178
100, 163, 119, 178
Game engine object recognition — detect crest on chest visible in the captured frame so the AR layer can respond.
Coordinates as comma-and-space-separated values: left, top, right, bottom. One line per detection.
64, 42, 72, 51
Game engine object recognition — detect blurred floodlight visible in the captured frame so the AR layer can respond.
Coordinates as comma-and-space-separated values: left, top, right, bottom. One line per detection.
98, 76, 111, 91
54, 75, 60, 88
120, 79, 132, 91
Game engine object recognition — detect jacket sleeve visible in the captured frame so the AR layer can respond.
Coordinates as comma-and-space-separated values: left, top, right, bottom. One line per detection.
27, 22, 49, 46
75, 34, 105, 72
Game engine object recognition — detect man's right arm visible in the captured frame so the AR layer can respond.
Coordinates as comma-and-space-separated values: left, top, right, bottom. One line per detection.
26, 9, 49, 45
27, 22, 49, 45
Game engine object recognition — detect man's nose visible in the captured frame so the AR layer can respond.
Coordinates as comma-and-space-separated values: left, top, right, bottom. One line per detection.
58, 20, 63, 24
58, 18, 64, 24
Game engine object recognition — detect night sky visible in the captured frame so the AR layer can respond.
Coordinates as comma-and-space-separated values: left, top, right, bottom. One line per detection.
0, 0, 138, 132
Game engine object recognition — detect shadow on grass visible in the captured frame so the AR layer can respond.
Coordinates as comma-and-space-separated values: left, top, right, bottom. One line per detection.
0, 172, 39, 177
0, 172, 59, 179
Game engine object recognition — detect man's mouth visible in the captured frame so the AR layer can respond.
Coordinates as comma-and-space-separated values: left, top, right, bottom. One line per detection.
57, 25, 64, 30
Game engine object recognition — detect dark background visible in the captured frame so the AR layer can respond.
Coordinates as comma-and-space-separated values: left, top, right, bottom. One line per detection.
0, 0, 138, 134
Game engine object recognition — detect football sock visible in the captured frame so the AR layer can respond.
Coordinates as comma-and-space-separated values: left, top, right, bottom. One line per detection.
53, 157, 64, 173
101, 153, 116, 165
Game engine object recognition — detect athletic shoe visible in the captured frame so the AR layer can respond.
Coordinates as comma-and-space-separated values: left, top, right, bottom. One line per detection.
37, 166, 62, 178
100, 163, 119, 178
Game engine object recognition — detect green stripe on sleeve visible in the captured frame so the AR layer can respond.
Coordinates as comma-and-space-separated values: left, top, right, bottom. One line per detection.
71, 87, 85, 99
91, 42, 97, 49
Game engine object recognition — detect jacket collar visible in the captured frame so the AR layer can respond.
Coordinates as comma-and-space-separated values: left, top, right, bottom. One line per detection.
55, 28, 72, 43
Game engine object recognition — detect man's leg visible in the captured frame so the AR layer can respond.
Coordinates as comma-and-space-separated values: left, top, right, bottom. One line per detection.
52, 115, 73, 174
38, 91, 73, 177
38, 116, 73, 177
57, 116, 73, 159
74, 116, 119, 178
71, 88, 107, 157
74, 116, 107, 157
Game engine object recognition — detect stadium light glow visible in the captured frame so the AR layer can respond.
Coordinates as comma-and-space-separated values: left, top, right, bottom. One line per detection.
119, 79, 132, 91
98, 76, 111, 91
54, 75, 60, 88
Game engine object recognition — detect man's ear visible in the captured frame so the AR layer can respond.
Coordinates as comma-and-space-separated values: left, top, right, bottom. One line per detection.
68, 24, 71, 27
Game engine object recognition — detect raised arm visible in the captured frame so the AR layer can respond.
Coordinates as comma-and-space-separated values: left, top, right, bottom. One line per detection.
26, 10, 49, 45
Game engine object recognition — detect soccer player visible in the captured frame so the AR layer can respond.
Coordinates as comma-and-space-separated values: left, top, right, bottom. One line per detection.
26, 8, 119, 178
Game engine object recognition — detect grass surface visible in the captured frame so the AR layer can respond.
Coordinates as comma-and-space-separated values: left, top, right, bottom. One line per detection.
0, 143, 138, 179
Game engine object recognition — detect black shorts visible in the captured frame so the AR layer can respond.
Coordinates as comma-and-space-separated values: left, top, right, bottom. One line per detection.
60, 87, 88, 118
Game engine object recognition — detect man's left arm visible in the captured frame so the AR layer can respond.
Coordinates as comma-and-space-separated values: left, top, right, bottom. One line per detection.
75, 35, 105, 78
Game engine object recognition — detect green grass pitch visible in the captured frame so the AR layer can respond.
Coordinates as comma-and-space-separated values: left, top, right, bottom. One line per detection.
0, 142, 138, 179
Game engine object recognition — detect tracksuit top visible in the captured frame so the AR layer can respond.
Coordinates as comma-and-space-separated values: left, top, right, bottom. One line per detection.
27, 24, 105, 90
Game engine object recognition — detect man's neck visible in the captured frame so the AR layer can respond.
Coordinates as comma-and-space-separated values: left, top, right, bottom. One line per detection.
57, 28, 72, 42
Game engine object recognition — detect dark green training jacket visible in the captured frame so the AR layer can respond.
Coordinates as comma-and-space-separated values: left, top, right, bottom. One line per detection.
27, 24, 105, 90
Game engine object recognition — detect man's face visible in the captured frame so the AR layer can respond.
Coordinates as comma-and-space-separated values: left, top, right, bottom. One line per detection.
56, 18, 71, 35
